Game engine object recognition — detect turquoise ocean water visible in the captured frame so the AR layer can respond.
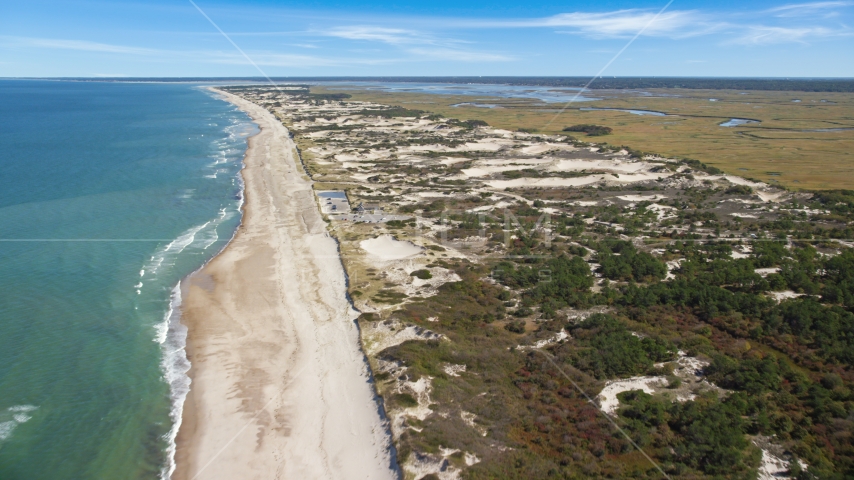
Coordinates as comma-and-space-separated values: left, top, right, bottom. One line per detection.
0, 80, 256, 479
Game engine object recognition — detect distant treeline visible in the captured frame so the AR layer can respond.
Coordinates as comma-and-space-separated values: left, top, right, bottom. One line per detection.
49, 76, 854, 92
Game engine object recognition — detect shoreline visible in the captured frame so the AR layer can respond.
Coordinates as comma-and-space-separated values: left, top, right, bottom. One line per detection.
172, 88, 396, 480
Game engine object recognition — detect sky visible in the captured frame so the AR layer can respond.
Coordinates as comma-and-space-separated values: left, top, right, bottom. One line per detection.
1, 0, 853, 77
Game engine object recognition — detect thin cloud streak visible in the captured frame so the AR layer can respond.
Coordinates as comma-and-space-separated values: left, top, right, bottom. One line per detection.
2, 36, 164, 55
1, 34, 504, 67
206, 51, 401, 67
324, 26, 425, 45
768, 1, 854, 17
321, 25, 508, 62
467, 10, 711, 38
1, 35, 397, 68
404, 47, 512, 62
730, 25, 852, 44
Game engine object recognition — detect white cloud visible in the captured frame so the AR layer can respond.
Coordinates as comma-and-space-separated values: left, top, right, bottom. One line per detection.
320, 25, 507, 62
404, 47, 512, 62
2, 36, 163, 55
768, 1, 853, 17
199, 50, 397, 67
0, 35, 395, 68
512, 10, 706, 38
731, 25, 851, 44
323, 26, 427, 45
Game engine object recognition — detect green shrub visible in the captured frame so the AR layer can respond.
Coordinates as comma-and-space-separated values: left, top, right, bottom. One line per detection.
725, 185, 754, 195
393, 393, 419, 408
505, 320, 526, 333
410, 269, 433, 280
563, 124, 613, 136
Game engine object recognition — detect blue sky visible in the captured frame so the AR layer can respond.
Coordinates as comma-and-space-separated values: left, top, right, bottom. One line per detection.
1, 0, 853, 77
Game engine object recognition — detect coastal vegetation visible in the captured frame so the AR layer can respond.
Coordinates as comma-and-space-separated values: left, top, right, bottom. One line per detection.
315, 85, 854, 190
562, 124, 612, 136
222, 84, 854, 479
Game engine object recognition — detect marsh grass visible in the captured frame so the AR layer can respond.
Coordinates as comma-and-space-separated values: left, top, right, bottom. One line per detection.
314, 86, 854, 190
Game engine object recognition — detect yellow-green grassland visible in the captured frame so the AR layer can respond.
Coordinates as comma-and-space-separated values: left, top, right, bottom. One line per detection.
314, 85, 854, 190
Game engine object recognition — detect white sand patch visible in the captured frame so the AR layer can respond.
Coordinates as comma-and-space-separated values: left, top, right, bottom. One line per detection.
361, 320, 443, 356
599, 352, 716, 416
754, 436, 808, 480
452, 141, 505, 152
665, 259, 684, 281
460, 159, 553, 178
520, 143, 561, 154
416, 191, 451, 198
517, 330, 569, 350
487, 177, 600, 189
664, 351, 710, 377
443, 364, 467, 377
469, 204, 496, 212
401, 144, 454, 153
598, 377, 668, 415
758, 190, 786, 203
341, 162, 375, 169
384, 369, 436, 439
755, 267, 780, 277
479, 158, 552, 167
361, 235, 423, 261
731, 212, 758, 219
572, 200, 600, 206
351, 172, 378, 182
769, 290, 805, 302
757, 449, 790, 480
461, 165, 522, 177
402, 446, 480, 480
552, 159, 650, 174
618, 194, 661, 202
440, 157, 470, 166
377, 262, 462, 298
731, 245, 753, 259
485, 127, 514, 137
485, 171, 668, 189
648, 203, 677, 219
461, 411, 488, 437
727, 199, 763, 205
723, 175, 765, 187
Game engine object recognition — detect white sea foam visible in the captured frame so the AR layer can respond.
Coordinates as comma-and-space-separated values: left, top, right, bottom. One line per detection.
158, 88, 254, 479
155, 206, 244, 479
0, 405, 38, 442
158, 285, 191, 480
0, 422, 15, 441
145, 222, 209, 276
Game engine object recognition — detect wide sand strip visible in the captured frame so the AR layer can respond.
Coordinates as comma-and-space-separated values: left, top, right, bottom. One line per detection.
173, 90, 396, 480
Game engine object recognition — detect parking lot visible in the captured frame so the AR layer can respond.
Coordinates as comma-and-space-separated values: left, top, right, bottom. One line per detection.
317, 190, 350, 214
330, 213, 411, 223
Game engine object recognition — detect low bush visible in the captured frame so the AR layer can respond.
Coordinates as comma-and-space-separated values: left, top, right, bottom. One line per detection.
563, 124, 613, 136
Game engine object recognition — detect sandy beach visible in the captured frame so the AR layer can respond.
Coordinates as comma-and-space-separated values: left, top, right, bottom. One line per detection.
172, 89, 396, 480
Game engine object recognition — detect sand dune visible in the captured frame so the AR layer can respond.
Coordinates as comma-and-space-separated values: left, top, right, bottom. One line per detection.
173, 90, 396, 480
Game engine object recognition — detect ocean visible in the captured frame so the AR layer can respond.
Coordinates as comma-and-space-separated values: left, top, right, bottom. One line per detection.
0, 80, 256, 479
